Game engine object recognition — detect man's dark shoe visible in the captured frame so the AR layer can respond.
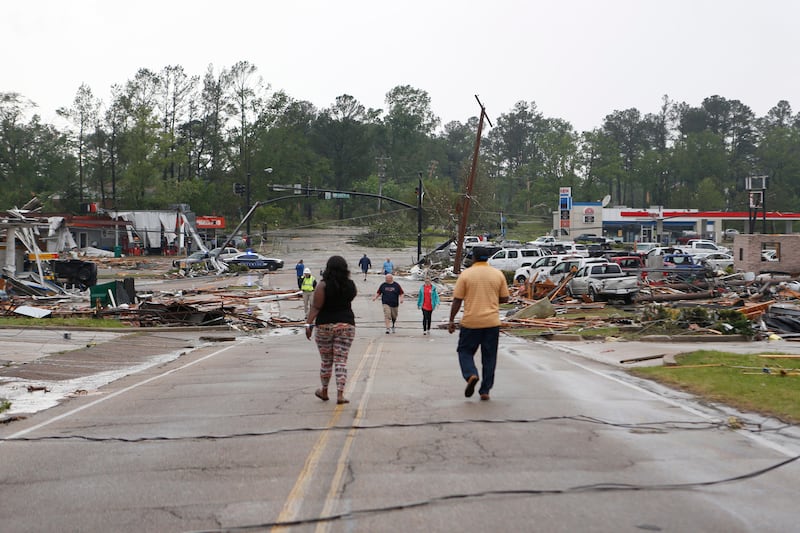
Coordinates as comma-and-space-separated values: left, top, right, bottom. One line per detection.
464, 375, 479, 397
480, 393, 490, 401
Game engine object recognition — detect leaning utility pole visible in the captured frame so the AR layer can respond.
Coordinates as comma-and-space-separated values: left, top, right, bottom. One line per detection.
454, 96, 493, 274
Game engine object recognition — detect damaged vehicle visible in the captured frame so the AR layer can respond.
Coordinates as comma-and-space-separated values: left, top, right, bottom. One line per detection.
566, 262, 640, 304
224, 251, 284, 271
172, 251, 210, 271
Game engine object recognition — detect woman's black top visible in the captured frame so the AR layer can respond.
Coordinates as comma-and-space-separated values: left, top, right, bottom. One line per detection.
316, 279, 356, 325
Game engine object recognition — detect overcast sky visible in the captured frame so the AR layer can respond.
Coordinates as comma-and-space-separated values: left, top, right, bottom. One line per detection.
4, 0, 799, 133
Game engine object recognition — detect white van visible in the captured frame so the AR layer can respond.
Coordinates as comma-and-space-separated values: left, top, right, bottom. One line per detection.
488, 247, 549, 271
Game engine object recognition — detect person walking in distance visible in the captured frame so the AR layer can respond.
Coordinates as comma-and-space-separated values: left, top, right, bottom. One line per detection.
358, 253, 372, 281
300, 267, 317, 317
373, 273, 403, 334
416, 276, 440, 335
382, 257, 394, 275
305, 255, 357, 405
295, 259, 305, 290
448, 246, 510, 401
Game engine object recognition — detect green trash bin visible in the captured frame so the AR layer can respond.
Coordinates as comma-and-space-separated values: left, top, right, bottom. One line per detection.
114, 245, 122, 258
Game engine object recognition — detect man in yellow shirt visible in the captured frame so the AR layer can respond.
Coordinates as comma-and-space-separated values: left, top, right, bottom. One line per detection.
448, 246, 510, 401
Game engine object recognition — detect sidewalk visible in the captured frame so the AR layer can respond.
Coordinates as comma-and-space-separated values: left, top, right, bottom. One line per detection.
539, 335, 800, 368
0, 327, 237, 417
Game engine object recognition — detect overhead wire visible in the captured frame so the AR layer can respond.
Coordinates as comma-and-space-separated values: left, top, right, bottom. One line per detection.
184, 453, 800, 532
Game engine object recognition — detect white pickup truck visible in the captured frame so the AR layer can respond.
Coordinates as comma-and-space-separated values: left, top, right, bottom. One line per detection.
565, 262, 640, 304
527, 236, 557, 247
449, 235, 482, 255
676, 239, 730, 255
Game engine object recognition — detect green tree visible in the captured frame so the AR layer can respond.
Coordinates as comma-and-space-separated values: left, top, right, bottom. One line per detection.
58, 83, 99, 203
670, 131, 728, 207
312, 94, 375, 194
0, 93, 75, 209
486, 101, 549, 211
601, 108, 648, 206
157, 65, 198, 182
757, 126, 800, 211
117, 69, 166, 207
379, 85, 440, 184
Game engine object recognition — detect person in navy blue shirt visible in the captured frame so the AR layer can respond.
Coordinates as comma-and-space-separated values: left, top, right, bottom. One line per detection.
373, 273, 404, 334
295, 259, 305, 289
358, 254, 372, 281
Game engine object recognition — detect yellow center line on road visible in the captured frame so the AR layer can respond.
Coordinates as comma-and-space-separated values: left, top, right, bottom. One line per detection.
315, 341, 384, 533
272, 339, 378, 532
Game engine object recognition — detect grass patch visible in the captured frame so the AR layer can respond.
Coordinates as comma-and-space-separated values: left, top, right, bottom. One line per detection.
0, 399, 10, 413
630, 350, 800, 423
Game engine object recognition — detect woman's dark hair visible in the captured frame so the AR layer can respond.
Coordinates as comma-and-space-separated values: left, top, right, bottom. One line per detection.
322, 255, 351, 291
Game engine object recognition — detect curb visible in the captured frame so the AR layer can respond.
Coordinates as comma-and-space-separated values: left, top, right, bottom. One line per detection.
639, 334, 749, 343
535, 333, 750, 343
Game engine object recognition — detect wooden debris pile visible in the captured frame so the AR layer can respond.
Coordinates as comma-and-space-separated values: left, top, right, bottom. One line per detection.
0, 279, 303, 330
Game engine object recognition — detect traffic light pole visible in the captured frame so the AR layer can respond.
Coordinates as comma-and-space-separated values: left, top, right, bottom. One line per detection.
226, 186, 425, 262
245, 172, 251, 237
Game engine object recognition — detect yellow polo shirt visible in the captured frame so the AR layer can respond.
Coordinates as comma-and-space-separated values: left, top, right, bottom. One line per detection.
452, 262, 509, 328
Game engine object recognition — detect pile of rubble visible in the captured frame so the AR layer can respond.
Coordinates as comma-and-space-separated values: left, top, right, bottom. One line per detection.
498, 270, 800, 340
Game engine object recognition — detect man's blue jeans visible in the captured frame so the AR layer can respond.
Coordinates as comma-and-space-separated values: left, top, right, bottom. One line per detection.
457, 326, 500, 395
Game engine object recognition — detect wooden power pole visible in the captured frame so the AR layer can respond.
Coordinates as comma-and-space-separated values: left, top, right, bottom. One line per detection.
454, 95, 493, 274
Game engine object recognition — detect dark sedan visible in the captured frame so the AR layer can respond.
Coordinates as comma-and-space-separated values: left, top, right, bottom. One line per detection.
224, 251, 284, 271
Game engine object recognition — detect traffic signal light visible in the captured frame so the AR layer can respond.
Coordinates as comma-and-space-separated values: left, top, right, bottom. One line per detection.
233, 183, 246, 195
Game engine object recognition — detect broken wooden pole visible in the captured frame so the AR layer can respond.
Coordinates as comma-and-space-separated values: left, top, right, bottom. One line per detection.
620, 354, 666, 364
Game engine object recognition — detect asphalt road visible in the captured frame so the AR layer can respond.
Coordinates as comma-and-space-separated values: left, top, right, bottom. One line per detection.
1, 228, 799, 532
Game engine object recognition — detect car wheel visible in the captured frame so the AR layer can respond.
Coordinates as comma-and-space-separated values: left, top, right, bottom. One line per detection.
588, 286, 600, 302
566, 286, 575, 298
268, 263, 278, 271
516, 275, 527, 284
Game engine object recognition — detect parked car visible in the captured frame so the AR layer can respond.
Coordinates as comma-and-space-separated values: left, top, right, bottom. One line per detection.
172, 251, 210, 270
662, 253, 705, 280
610, 255, 647, 279
663, 253, 702, 268
574, 233, 599, 243
575, 234, 614, 245
542, 257, 606, 285
462, 245, 502, 268
513, 255, 566, 283
698, 252, 734, 271
559, 242, 590, 257
762, 249, 779, 262
633, 242, 659, 255
566, 262, 640, 304
488, 247, 549, 271
528, 235, 557, 246
224, 251, 284, 270
587, 243, 614, 257
675, 233, 701, 245
449, 235, 482, 255
678, 239, 730, 255
208, 247, 241, 261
